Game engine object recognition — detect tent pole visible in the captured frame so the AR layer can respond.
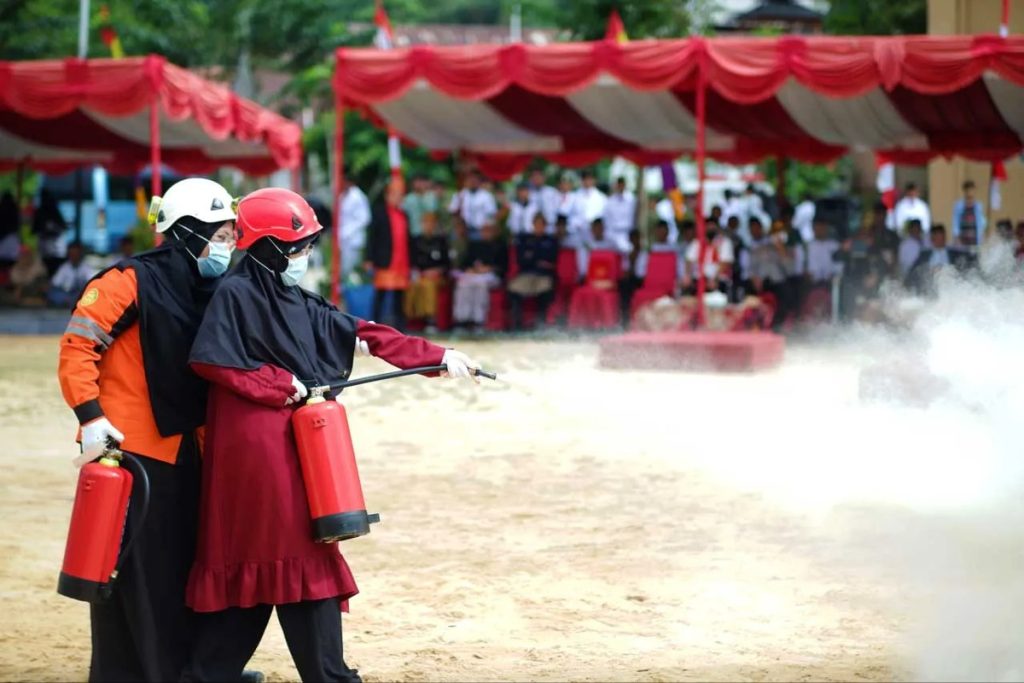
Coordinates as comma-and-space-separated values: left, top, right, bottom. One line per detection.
150, 99, 162, 244
331, 96, 344, 307
694, 44, 708, 329
775, 155, 786, 206
73, 168, 84, 248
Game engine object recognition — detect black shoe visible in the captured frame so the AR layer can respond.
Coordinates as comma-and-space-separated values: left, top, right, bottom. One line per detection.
241, 670, 266, 683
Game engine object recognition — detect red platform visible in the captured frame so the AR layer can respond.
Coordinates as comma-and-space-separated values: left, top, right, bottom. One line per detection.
598, 331, 785, 372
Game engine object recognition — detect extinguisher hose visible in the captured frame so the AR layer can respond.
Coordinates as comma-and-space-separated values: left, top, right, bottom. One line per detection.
326, 365, 496, 393
113, 452, 151, 581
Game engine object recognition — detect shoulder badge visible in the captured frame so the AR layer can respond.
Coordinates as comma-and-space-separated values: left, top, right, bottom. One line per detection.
80, 288, 100, 307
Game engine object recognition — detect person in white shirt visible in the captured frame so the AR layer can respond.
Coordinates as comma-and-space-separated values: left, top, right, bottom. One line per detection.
805, 219, 841, 285
528, 169, 561, 227
507, 183, 540, 236
47, 241, 96, 308
742, 184, 769, 233
683, 219, 735, 295
337, 174, 371, 280
603, 177, 636, 252
890, 182, 931, 233
574, 170, 607, 238
447, 171, 497, 240
897, 219, 925, 278
793, 193, 816, 244
555, 175, 583, 246
577, 218, 623, 280
721, 189, 746, 233
654, 195, 679, 243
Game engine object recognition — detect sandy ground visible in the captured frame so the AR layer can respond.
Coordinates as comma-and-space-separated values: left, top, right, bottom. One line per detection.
0, 333, 973, 682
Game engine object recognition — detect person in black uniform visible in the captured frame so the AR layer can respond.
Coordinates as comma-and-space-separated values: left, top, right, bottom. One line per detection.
508, 212, 558, 331
403, 213, 450, 330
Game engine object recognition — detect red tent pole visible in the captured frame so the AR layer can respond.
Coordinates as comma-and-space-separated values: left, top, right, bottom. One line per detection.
150, 99, 162, 244
694, 44, 708, 329
331, 97, 344, 307
776, 155, 786, 205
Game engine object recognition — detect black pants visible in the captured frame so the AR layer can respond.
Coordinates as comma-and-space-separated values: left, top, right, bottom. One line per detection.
188, 598, 360, 683
618, 276, 643, 328
89, 437, 201, 683
509, 291, 553, 330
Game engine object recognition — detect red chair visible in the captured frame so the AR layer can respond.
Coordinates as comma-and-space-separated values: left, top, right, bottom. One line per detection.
548, 248, 579, 325
629, 251, 678, 323
485, 288, 508, 331
568, 250, 621, 330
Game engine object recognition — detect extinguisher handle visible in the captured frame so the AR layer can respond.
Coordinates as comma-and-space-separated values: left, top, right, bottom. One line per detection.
106, 452, 151, 593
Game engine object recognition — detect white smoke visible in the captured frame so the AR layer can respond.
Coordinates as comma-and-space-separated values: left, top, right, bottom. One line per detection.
655, 249, 1024, 680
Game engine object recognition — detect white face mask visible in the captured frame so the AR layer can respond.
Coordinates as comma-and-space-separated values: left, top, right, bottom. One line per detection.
176, 225, 234, 278
280, 254, 309, 287
199, 241, 233, 278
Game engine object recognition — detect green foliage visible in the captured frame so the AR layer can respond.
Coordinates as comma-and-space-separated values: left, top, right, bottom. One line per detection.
541, 0, 691, 40
825, 0, 927, 36
760, 157, 854, 206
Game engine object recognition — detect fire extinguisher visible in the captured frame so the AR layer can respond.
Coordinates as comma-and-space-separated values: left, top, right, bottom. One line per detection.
57, 446, 150, 603
292, 364, 496, 543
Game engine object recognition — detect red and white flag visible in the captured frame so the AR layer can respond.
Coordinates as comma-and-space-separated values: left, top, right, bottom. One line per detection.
990, 159, 1007, 211
374, 0, 394, 49
875, 153, 896, 210
374, 0, 402, 178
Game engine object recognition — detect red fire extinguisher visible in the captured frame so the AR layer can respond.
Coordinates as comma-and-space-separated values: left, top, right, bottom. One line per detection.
57, 447, 150, 603
292, 364, 495, 543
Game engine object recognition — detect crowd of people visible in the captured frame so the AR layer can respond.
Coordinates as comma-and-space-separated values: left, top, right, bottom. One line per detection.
336, 168, 1024, 334
4, 170, 1021, 331
0, 190, 140, 309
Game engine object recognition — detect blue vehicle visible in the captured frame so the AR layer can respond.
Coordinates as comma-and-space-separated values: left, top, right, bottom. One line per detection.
39, 166, 185, 254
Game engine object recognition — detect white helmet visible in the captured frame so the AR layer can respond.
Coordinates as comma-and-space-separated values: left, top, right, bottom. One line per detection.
148, 178, 237, 234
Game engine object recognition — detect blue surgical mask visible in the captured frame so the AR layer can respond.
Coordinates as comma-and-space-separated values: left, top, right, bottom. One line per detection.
177, 225, 234, 279
197, 241, 233, 278
280, 254, 309, 287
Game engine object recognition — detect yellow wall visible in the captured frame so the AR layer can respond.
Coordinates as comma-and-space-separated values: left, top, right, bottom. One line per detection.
927, 0, 1024, 230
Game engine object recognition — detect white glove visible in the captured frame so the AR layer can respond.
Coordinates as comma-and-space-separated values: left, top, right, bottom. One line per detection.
285, 375, 309, 406
442, 349, 480, 382
76, 417, 125, 468
354, 336, 370, 357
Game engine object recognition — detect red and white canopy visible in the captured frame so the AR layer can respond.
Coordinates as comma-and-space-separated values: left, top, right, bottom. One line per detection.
0, 55, 301, 176
334, 35, 1024, 179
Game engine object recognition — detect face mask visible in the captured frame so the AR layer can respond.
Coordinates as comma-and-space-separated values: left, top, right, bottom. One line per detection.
197, 241, 232, 278
280, 254, 309, 287
176, 225, 234, 279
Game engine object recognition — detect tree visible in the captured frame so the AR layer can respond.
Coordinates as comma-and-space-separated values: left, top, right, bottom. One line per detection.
825, 0, 927, 36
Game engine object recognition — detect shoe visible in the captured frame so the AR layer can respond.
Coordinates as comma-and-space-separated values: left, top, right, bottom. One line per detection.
241, 670, 266, 683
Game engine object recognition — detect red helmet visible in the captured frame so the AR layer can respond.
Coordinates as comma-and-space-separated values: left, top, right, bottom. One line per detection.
236, 188, 322, 250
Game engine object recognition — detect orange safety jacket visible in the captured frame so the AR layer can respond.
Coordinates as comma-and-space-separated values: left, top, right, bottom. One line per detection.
58, 268, 201, 464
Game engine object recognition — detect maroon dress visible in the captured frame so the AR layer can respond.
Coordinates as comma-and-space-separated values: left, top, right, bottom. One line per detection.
186, 320, 445, 613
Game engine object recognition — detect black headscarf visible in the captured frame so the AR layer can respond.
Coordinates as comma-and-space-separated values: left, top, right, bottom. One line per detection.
189, 252, 358, 390
85, 220, 222, 436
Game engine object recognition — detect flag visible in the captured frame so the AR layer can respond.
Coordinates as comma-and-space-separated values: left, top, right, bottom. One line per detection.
98, 5, 124, 58
605, 9, 628, 43
660, 162, 685, 222
374, 1, 402, 181
875, 154, 895, 210
374, 0, 394, 49
990, 159, 1007, 211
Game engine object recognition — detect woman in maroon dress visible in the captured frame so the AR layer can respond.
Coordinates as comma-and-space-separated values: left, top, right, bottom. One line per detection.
185, 188, 479, 682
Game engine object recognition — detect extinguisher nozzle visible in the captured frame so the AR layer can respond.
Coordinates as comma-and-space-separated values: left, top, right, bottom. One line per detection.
474, 369, 497, 381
